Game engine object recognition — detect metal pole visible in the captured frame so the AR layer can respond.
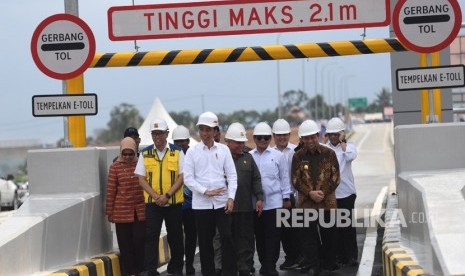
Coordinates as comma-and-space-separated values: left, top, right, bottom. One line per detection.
276, 33, 282, 118
321, 63, 337, 119
314, 60, 321, 120
62, 0, 79, 147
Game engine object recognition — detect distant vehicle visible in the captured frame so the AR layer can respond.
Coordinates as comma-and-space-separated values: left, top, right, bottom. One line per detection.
0, 175, 20, 211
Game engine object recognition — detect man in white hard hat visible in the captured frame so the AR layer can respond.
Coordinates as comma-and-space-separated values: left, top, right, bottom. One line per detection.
135, 118, 185, 276
291, 120, 340, 276
271, 119, 303, 271
324, 117, 358, 267
224, 122, 263, 276
250, 122, 292, 276
172, 125, 196, 275
183, 111, 238, 276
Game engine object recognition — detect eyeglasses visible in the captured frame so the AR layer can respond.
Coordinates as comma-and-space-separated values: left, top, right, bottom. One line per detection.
328, 133, 340, 137
122, 152, 135, 157
254, 135, 271, 141
151, 131, 167, 137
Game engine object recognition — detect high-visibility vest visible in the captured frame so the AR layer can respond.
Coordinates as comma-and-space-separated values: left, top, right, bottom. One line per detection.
141, 143, 184, 204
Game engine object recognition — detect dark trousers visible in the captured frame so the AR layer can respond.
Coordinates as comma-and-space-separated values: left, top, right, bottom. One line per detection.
115, 216, 146, 275
301, 209, 338, 269
281, 197, 302, 263
232, 211, 255, 272
144, 203, 184, 274
337, 194, 358, 263
300, 219, 320, 269
319, 210, 338, 267
254, 209, 282, 274
195, 208, 237, 276
182, 208, 197, 269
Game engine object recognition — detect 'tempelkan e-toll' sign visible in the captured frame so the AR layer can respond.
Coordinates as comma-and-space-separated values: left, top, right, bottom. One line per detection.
396, 65, 465, 91
32, 94, 98, 117
108, 0, 390, 40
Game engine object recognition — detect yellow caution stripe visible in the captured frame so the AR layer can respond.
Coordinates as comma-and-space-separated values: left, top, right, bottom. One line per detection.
91, 38, 408, 68
382, 195, 432, 276
48, 252, 120, 276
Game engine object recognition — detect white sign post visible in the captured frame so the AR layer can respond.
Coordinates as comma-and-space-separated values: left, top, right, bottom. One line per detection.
393, 0, 461, 53
396, 65, 465, 91
108, 0, 390, 40
31, 14, 96, 80
32, 94, 98, 117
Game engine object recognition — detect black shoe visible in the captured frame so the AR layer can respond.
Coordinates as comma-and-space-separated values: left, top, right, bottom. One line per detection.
250, 267, 255, 273
139, 271, 160, 276
215, 268, 222, 276
300, 265, 311, 274
321, 262, 340, 271
265, 269, 279, 276
239, 271, 252, 276
307, 268, 320, 276
279, 259, 299, 270
185, 266, 195, 275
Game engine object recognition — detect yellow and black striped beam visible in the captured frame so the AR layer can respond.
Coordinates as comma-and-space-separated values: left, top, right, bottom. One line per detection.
91, 38, 408, 68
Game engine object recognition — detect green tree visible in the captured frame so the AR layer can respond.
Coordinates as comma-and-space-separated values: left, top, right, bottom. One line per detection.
97, 103, 143, 143
374, 87, 392, 109
282, 90, 308, 114
170, 111, 194, 129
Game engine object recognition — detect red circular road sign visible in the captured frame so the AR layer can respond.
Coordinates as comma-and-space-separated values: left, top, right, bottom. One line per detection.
31, 14, 96, 80
393, 0, 462, 53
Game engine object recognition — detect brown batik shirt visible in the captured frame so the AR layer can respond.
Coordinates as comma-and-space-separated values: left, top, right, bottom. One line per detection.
291, 144, 340, 209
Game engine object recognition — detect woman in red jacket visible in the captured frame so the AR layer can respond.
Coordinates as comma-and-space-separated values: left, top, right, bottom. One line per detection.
106, 137, 146, 276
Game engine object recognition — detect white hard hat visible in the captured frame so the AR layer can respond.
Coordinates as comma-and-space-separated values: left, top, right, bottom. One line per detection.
150, 118, 169, 132
272, 119, 291, 134
253, 122, 272, 136
197, 111, 219, 127
298, 120, 320, 137
326, 117, 345, 133
225, 122, 248, 142
172, 125, 191, 140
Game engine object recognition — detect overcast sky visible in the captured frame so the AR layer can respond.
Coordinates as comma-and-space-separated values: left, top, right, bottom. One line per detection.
1, 0, 463, 144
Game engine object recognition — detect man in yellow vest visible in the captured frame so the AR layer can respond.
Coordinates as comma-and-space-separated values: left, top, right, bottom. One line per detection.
135, 118, 185, 276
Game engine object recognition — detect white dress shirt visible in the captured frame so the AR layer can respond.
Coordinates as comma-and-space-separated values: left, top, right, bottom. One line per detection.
273, 143, 297, 194
325, 141, 357, 198
250, 147, 292, 210
183, 141, 238, 210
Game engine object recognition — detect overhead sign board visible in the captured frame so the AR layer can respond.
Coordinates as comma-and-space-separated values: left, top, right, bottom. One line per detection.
108, 0, 390, 40
31, 14, 96, 80
396, 65, 465, 91
348, 97, 367, 108
393, 0, 461, 53
32, 94, 98, 117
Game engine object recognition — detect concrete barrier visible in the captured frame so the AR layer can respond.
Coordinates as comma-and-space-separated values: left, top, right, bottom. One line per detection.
0, 146, 173, 275
47, 234, 171, 276
391, 123, 465, 275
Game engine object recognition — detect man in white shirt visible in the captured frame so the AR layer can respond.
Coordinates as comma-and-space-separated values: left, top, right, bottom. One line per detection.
271, 119, 302, 271
250, 122, 292, 276
324, 117, 358, 267
183, 111, 238, 276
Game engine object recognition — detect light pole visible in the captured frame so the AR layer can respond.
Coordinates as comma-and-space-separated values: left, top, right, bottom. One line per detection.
313, 59, 321, 120
321, 62, 338, 119
276, 33, 282, 118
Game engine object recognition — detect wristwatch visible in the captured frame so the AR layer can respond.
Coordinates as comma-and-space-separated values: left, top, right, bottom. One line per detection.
165, 193, 171, 199
340, 139, 347, 143
283, 198, 290, 202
